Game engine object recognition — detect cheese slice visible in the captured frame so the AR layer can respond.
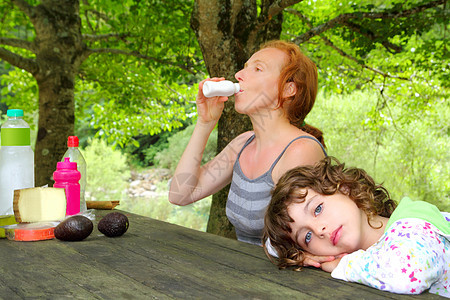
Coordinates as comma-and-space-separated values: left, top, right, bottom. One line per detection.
13, 187, 66, 222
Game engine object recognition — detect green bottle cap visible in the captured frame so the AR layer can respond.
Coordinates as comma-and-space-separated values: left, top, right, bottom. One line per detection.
7, 109, 24, 117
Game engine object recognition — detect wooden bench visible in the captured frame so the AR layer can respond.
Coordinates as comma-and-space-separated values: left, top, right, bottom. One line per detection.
0, 210, 442, 299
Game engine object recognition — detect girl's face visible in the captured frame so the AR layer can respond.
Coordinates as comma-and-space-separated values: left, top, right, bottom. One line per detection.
287, 188, 369, 256
234, 47, 287, 114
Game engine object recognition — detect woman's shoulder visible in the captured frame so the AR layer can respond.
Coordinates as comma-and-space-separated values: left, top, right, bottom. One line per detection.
271, 132, 326, 182
279, 133, 325, 163
221, 131, 254, 158
229, 131, 254, 147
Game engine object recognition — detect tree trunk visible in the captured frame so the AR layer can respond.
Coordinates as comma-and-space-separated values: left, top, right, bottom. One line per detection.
35, 73, 76, 186
30, 0, 85, 186
191, 0, 283, 238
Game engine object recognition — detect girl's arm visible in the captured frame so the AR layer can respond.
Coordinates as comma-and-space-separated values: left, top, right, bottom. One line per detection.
330, 219, 449, 295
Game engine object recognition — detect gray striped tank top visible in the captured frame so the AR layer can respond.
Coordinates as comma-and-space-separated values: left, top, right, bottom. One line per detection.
226, 134, 327, 245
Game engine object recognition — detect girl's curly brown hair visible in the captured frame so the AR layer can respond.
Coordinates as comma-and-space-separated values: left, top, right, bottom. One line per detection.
263, 156, 397, 270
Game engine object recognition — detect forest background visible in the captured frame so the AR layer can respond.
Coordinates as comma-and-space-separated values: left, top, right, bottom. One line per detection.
0, 0, 448, 234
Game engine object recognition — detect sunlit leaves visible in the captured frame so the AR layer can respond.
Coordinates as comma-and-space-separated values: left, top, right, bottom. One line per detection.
0, 0, 446, 153
0, 68, 38, 127
76, 51, 198, 147
282, 0, 447, 134
74, 0, 205, 147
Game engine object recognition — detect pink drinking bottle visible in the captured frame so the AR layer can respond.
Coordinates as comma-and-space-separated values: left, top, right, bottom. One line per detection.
53, 157, 81, 215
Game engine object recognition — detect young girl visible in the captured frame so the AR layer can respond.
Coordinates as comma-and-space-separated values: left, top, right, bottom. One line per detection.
263, 157, 449, 297
169, 40, 328, 253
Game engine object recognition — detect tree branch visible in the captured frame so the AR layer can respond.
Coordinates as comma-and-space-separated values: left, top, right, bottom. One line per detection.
290, 12, 410, 81
83, 48, 196, 74
254, 0, 303, 32
287, 0, 445, 44
81, 0, 111, 34
83, 33, 131, 42
319, 35, 410, 80
0, 37, 35, 52
267, 0, 303, 18
0, 47, 38, 74
11, 0, 34, 18
341, 20, 402, 53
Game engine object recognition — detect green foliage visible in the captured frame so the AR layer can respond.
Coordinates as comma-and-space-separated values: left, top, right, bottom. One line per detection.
121, 126, 190, 168
1, 0, 446, 151
154, 123, 218, 171
76, 56, 200, 148
141, 135, 171, 167
308, 89, 449, 211
72, 0, 206, 147
83, 138, 130, 201
0, 69, 38, 128
0, 0, 206, 149
283, 0, 448, 104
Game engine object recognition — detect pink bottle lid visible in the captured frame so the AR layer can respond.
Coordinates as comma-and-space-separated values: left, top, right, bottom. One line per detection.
57, 157, 78, 170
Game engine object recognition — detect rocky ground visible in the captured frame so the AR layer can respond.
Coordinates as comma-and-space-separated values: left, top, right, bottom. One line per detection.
126, 168, 172, 199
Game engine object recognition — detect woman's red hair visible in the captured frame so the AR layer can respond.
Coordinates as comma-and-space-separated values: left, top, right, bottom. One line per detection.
262, 40, 324, 147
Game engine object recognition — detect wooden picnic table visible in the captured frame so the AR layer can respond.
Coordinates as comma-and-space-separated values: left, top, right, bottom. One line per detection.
0, 209, 443, 299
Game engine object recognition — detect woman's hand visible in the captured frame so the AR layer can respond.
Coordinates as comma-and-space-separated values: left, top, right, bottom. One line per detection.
197, 78, 229, 125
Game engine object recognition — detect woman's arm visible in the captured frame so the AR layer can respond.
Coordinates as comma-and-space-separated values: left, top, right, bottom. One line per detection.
169, 78, 229, 205
169, 122, 252, 205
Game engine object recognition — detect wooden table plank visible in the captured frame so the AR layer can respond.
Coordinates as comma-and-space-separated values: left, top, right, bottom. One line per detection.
0, 239, 168, 299
106, 211, 441, 299
0, 210, 443, 299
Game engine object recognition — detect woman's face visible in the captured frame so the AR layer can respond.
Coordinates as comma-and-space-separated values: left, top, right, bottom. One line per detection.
287, 188, 369, 256
234, 47, 288, 115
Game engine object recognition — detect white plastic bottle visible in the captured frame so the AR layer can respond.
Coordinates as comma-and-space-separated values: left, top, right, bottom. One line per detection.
202, 80, 240, 97
61, 136, 87, 212
0, 109, 35, 215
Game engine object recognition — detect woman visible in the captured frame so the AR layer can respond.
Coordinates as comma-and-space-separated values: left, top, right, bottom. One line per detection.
169, 40, 327, 253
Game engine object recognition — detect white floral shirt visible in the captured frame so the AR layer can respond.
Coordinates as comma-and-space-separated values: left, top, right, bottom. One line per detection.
332, 217, 449, 297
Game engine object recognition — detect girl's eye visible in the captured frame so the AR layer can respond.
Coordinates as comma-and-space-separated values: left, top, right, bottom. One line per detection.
314, 204, 323, 216
255, 67, 262, 72
305, 231, 312, 244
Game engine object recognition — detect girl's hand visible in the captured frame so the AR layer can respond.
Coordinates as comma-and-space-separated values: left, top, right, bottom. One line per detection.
302, 253, 336, 268
197, 78, 229, 125
320, 253, 347, 273
320, 258, 341, 273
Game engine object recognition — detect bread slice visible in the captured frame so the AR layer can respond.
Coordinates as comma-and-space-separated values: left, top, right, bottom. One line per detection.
13, 187, 66, 222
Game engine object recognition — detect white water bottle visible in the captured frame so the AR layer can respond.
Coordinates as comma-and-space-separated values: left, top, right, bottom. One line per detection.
202, 80, 240, 97
0, 109, 35, 215
62, 136, 87, 212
